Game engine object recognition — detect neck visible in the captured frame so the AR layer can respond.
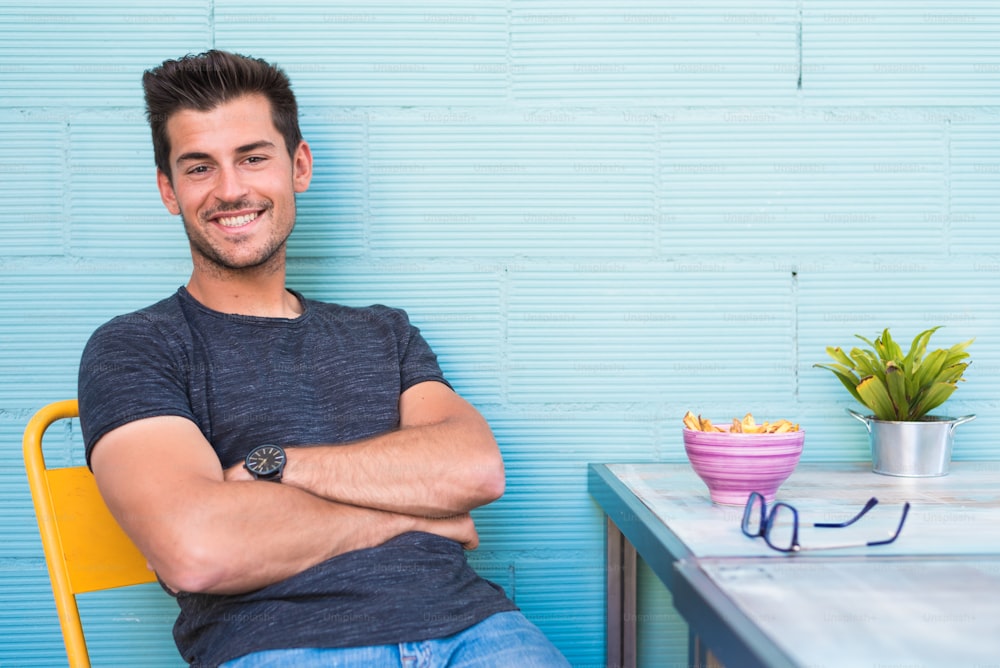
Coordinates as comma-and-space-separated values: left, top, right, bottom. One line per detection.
186, 265, 302, 318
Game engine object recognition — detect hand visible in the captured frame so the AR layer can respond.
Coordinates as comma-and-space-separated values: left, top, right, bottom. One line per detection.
223, 461, 252, 482
416, 513, 479, 550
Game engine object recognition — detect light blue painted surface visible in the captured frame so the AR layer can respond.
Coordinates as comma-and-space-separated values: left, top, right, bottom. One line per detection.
1, 2, 998, 666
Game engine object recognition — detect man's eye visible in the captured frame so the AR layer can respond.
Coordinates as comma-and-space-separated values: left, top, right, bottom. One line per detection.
245, 156, 266, 165
187, 165, 210, 175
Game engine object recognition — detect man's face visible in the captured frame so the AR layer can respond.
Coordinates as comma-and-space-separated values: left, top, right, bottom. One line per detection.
156, 94, 312, 276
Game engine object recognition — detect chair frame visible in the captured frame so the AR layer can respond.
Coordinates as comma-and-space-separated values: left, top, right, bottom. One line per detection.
23, 399, 158, 667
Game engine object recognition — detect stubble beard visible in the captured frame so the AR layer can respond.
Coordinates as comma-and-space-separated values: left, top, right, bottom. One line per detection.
183, 200, 293, 278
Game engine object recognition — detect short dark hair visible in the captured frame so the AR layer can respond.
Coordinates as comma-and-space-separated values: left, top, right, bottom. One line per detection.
143, 50, 302, 179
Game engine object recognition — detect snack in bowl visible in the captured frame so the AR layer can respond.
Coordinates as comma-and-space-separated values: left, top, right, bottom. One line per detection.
682, 412, 805, 505
683, 411, 799, 434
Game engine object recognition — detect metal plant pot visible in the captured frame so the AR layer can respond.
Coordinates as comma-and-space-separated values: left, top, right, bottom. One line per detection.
847, 409, 976, 477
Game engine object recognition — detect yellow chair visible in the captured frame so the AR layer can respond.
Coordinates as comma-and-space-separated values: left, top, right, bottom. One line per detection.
23, 399, 158, 668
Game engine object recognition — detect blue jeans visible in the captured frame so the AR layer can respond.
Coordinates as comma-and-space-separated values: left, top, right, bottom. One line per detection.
219, 611, 570, 667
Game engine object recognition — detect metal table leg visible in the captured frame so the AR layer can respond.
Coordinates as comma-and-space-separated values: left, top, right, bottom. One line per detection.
607, 517, 637, 668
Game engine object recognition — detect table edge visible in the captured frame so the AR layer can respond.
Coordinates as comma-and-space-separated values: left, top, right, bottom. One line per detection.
587, 463, 695, 590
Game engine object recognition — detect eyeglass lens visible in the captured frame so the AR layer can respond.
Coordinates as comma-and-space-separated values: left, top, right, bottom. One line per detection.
741, 492, 765, 537
764, 503, 798, 552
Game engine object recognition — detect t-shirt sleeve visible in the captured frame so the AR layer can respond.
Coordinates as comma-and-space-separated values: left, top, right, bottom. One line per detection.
78, 312, 196, 467
378, 305, 453, 393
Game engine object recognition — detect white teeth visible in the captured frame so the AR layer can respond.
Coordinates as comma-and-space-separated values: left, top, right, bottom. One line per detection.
217, 213, 257, 227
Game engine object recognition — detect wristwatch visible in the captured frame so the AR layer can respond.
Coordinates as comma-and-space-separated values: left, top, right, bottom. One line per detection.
244, 444, 286, 482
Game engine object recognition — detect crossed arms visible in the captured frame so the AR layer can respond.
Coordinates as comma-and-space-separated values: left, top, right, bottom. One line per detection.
89, 381, 505, 595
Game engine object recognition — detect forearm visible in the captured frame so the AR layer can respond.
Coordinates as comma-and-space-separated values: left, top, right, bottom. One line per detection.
150, 480, 478, 595
143, 479, 405, 594
281, 416, 504, 517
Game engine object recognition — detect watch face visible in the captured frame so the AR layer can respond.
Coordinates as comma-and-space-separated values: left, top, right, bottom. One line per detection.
246, 445, 286, 477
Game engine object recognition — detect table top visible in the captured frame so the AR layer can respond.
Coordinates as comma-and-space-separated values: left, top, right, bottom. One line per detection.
592, 461, 1000, 562
674, 555, 1000, 668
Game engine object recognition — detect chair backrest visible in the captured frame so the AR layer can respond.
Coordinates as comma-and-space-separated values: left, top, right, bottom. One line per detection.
23, 399, 157, 668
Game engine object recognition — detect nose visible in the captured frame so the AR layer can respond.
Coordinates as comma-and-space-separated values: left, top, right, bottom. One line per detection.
214, 165, 249, 203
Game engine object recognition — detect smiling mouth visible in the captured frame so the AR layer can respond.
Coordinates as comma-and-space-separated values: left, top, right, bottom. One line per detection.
216, 212, 260, 228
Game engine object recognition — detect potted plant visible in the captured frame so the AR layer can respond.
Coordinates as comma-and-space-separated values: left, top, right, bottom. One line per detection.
815, 326, 975, 477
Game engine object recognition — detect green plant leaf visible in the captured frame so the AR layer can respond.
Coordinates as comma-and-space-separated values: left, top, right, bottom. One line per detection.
936, 362, 970, 385
873, 330, 890, 362
815, 362, 860, 381
880, 328, 904, 362
825, 346, 855, 368
814, 363, 864, 403
885, 361, 907, 418
855, 333, 876, 347
908, 381, 958, 420
943, 338, 975, 368
857, 375, 897, 420
904, 362, 920, 402
903, 326, 940, 370
849, 348, 882, 380
912, 348, 948, 392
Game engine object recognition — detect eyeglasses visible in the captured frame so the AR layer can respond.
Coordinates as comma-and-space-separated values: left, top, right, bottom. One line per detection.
741, 491, 910, 554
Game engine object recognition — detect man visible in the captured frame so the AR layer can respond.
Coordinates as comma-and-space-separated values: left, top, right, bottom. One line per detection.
78, 50, 569, 667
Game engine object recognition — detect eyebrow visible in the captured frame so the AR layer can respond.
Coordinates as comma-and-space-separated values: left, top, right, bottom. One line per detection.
175, 141, 278, 166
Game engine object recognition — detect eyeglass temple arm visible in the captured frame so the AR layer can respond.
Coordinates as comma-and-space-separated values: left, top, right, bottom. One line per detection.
813, 497, 880, 528
865, 502, 911, 546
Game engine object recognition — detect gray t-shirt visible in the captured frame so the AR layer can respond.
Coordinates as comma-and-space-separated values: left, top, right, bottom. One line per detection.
78, 287, 516, 667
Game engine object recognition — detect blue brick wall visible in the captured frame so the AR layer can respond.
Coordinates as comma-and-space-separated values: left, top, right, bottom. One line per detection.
2, 2, 999, 666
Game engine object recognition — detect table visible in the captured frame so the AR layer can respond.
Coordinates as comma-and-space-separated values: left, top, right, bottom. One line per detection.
588, 462, 1000, 668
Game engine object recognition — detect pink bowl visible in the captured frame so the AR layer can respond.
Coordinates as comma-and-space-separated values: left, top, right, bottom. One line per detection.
683, 427, 805, 505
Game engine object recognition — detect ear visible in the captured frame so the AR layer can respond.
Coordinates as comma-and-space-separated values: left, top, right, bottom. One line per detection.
156, 169, 181, 215
292, 140, 313, 194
